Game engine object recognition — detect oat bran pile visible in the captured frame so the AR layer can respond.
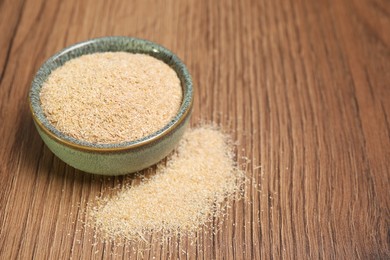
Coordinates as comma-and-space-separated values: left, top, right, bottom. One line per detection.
87, 125, 245, 242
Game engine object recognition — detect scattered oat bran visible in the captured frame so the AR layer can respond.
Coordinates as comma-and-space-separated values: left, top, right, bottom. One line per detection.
40, 52, 182, 144
87, 125, 246, 242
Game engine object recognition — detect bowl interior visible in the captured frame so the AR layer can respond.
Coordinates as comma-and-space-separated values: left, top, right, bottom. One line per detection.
29, 36, 193, 150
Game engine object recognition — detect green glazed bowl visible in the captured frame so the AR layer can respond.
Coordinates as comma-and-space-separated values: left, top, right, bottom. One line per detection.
29, 36, 193, 175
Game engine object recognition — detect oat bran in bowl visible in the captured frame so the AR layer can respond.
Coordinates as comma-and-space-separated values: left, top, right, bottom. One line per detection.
29, 36, 193, 175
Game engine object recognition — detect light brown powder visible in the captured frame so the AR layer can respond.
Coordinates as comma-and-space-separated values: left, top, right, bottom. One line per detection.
87, 125, 245, 242
40, 52, 182, 144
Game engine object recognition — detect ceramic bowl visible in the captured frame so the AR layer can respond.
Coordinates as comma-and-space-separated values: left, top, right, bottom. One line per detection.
29, 36, 193, 175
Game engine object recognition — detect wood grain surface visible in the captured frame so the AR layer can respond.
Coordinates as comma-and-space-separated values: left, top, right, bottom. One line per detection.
1, 0, 389, 259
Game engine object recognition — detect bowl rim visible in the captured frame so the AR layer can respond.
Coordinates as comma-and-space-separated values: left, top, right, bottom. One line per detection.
29, 36, 193, 152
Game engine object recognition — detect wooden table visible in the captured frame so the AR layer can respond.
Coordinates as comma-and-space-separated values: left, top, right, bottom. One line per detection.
1, 0, 389, 258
